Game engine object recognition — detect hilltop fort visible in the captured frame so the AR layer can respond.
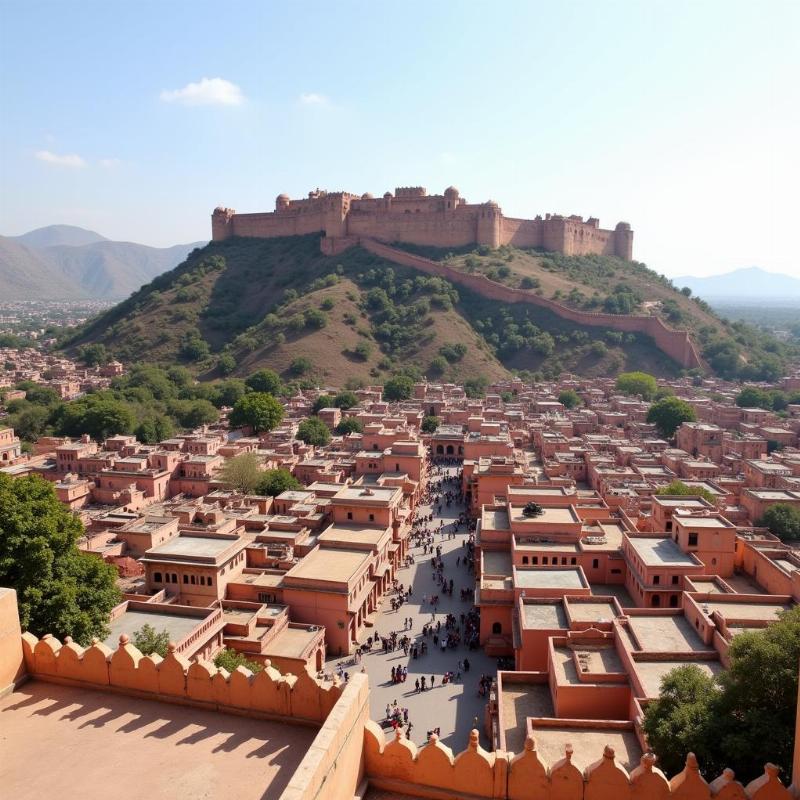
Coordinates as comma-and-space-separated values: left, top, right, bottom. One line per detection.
212, 186, 634, 258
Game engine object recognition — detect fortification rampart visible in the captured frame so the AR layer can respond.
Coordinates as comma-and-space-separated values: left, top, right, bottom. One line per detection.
359, 239, 702, 369
211, 185, 634, 259
20, 630, 342, 725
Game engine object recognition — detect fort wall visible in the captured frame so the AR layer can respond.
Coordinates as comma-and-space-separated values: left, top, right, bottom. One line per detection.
359, 239, 702, 369
211, 186, 634, 260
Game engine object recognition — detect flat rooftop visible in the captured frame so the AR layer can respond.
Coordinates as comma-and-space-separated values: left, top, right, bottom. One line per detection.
567, 600, 618, 622
521, 602, 568, 629
103, 609, 208, 649
0, 681, 315, 800
482, 508, 510, 532
483, 550, 512, 576
266, 626, 319, 659
147, 535, 238, 560
500, 682, 554, 754
628, 537, 697, 567
318, 525, 388, 546
515, 569, 585, 590
510, 506, 578, 524
635, 659, 722, 698
628, 615, 709, 653
286, 546, 369, 584
532, 726, 642, 772
704, 600, 791, 621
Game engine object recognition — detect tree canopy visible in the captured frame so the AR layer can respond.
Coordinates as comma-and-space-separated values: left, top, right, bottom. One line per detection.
656, 480, 717, 505
646, 396, 697, 438
131, 623, 171, 657
557, 389, 581, 409
213, 647, 264, 674
254, 468, 301, 497
615, 371, 658, 400
758, 503, 800, 541
218, 452, 262, 494
643, 606, 800, 781
382, 375, 414, 401
229, 392, 284, 432
297, 417, 331, 446
335, 417, 364, 435
421, 415, 440, 434
0, 474, 121, 643
245, 368, 282, 396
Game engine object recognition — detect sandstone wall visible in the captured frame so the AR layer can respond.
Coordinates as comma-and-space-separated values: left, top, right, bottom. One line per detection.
359, 239, 703, 369
346, 209, 479, 247
21, 630, 342, 725
0, 588, 24, 697
363, 723, 794, 800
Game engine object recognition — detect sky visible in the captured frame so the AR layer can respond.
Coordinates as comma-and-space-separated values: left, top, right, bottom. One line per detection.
1, 1, 798, 278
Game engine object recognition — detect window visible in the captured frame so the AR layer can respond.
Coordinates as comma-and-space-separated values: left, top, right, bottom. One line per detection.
688, 533, 698, 547
190, 575, 196, 584
532, 557, 538, 565
153, 572, 162, 583
669, 595, 679, 608
369, 513, 375, 522
542, 557, 548, 565
592, 559, 599, 569
522, 556, 529, 565
183, 575, 189, 584
653, 575, 660, 585
492, 622, 502, 635
672, 575, 679, 585
570, 557, 577, 565
171, 573, 178, 583
395, 463, 399, 471
610, 568, 621, 575
652, 595, 661, 607
347, 511, 353, 520
666, 521, 672, 532
561, 557, 567, 566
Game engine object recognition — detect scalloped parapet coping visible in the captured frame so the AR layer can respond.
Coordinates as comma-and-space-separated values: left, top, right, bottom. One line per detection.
363, 726, 794, 800
21, 631, 342, 725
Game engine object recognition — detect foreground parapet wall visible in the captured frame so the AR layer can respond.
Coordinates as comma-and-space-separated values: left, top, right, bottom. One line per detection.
20, 631, 342, 725
363, 723, 794, 800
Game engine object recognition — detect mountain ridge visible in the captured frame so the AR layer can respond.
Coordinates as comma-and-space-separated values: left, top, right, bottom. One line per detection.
675, 266, 800, 300
0, 225, 205, 300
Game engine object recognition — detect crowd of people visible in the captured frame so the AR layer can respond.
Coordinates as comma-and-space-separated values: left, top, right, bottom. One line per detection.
331, 453, 497, 744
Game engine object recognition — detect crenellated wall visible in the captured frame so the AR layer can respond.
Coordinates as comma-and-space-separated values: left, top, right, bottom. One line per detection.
363, 723, 795, 800
211, 186, 634, 259
20, 630, 342, 725
359, 239, 702, 369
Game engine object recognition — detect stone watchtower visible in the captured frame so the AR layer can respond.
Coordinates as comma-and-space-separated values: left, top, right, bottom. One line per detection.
476, 200, 501, 249
614, 222, 633, 260
211, 207, 235, 240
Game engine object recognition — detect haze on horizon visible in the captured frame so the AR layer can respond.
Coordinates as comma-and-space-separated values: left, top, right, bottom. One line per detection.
1, 0, 798, 279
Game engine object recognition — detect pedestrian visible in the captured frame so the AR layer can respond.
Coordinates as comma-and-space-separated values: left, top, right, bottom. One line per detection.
430, 674, 435, 688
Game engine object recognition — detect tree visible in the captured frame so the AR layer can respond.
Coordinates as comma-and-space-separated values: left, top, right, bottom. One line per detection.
642, 665, 721, 777
428, 356, 448, 377
735, 387, 772, 410
646, 396, 697, 438
210, 378, 247, 408
0, 474, 121, 643
335, 417, 364, 435
557, 389, 581, 409
297, 417, 331, 446
131, 623, 171, 657
245, 368, 282, 395
213, 648, 264, 674
229, 392, 284, 432
643, 607, 800, 782
616, 371, 657, 400
311, 394, 336, 414
332, 391, 359, 409
522, 501, 544, 518
254, 468, 302, 497
382, 375, 414, 401
77, 343, 110, 366
421, 415, 440, 434
464, 376, 489, 399
135, 414, 175, 444
169, 399, 219, 429
289, 357, 313, 376
656, 480, 717, 505
758, 503, 800, 541
55, 394, 136, 441
217, 353, 236, 375
219, 452, 262, 494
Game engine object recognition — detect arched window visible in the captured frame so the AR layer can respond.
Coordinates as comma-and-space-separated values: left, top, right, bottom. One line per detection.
522, 556, 529, 565
436, 445, 444, 455
492, 622, 502, 635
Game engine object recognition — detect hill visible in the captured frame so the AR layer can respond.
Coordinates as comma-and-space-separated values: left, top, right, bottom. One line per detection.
63, 233, 792, 384
0, 236, 83, 300
11, 224, 108, 248
0, 225, 205, 299
675, 267, 800, 301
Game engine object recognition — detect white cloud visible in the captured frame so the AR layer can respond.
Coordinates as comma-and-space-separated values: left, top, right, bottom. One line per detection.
160, 77, 244, 107
299, 92, 329, 106
35, 150, 86, 168
99, 158, 122, 168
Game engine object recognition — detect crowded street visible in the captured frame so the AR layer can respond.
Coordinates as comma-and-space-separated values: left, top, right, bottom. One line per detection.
326, 459, 498, 749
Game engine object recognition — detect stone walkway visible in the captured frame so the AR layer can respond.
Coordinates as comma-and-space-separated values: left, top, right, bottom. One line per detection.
327, 465, 498, 750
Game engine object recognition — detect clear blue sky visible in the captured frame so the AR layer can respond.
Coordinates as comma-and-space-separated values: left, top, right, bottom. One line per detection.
1, 1, 798, 277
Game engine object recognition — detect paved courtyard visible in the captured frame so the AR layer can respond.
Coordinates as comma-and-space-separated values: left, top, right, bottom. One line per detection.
328, 465, 499, 750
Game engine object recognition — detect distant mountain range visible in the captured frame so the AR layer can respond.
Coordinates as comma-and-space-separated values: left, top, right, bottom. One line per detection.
0, 225, 206, 300
675, 267, 800, 302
